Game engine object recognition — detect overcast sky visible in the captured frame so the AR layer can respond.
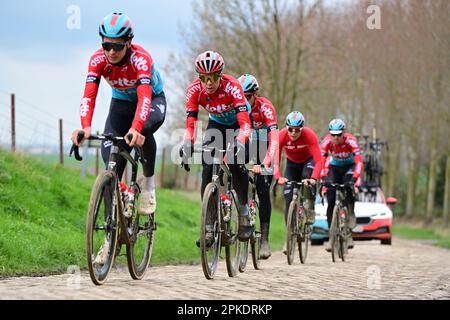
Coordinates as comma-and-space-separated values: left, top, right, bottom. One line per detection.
0, 0, 193, 150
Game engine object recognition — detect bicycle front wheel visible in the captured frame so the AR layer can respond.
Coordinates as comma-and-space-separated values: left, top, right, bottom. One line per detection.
330, 205, 341, 263
238, 240, 249, 273
225, 190, 241, 277
298, 207, 309, 264
126, 188, 155, 280
86, 171, 119, 285
200, 183, 221, 280
286, 201, 298, 265
251, 230, 262, 270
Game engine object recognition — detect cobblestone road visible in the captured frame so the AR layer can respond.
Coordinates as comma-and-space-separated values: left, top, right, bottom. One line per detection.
1, 238, 450, 300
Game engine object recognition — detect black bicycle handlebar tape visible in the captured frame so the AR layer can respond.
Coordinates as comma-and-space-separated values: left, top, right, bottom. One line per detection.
69, 130, 85, 161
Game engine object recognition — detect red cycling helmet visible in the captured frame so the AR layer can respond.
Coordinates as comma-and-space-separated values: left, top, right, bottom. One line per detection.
195, 50, 225, 74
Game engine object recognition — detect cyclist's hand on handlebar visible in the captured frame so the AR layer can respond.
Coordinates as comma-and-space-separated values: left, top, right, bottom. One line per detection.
252, 165, 263, 174
179, 140, 194, 161
126, 128, 145, 147
302, 178, 316, 186
278, 177, 288, 185
71, 127, 90, 146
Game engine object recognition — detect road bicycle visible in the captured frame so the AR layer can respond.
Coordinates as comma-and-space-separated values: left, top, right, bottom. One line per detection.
70, 131, 155, 285
326, 183, 353, 262
285, 181, 314, 265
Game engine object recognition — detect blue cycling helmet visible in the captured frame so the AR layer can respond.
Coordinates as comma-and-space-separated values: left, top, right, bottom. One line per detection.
328, 118, 346, 134
99, 12, 134, 40
286, 111, 305, 127
237, 74, 259, 93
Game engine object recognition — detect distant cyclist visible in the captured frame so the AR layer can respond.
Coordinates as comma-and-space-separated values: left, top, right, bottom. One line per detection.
71, 12, 166, 263
238, 74, 279, 259
180, 51, 254, 244
320, 119, 363, 251
275, 112, 322, 227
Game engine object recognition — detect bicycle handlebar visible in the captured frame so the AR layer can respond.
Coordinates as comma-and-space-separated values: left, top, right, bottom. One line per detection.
69, 131, 146, 164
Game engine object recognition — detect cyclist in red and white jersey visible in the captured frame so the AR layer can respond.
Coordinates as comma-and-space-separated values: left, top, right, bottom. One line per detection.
320, 119, 363, 251
71, 12, 166, 218
238, 74, 278, 259
179, 51, 254, 244
275, 112, 322, 228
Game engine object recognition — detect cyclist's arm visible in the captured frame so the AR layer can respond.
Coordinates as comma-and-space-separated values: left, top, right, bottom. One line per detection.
184, 81, 201, 144
318, 136, 331, 181
261, 102, 279, 168
80, 53, 103, 129
348, 135, 363, 179
235, 105, 251, 145
273, 130, 287, 179
130, 80, 153, 132
305, 128, 323, 180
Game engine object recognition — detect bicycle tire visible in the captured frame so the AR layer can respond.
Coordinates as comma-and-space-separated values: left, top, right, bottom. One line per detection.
330, 205, 339, 263
298, 207, 309, 264
86, 171, 119, 285
238, 240, 249, 273
126, 187, 155, 280
200, 183, 221, 280
251, 231, 262, 270
225, 190, 241, 277
286, 201, 298, 265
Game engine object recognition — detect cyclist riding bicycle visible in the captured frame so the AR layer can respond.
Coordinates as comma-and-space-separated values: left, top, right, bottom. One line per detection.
238, 74, 279, 259
180, 51, 254, 244
275, 112, 322, 226
320, 119, 363, 252
71, 12, 166, 263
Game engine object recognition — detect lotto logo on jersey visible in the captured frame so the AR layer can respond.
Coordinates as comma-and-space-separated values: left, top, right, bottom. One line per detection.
204, 103, 233, 114
224, 82, 243, 100
131, 53, 149, 72
105, 77, 137, 87
333, 151, 351, 158
261, 105, 274, 120
80, 98, 91, 117
90, 55, 106, 67
139, 97, 151, 121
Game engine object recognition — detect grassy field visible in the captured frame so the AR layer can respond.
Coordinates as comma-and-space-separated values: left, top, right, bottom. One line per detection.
0, 149, 286, 277
393, 224, 450, 249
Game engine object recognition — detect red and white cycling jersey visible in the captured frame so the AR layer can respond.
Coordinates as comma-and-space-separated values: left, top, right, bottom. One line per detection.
184, 74, 251, 144
250, 96, 279, 167
274, 127, 322, 179
79, 44, 155, 132
320, 133, 363, 178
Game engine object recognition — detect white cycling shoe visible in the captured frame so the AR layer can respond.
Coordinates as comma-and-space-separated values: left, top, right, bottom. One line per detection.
93, 238, 110, 265
139, 190, 156, 215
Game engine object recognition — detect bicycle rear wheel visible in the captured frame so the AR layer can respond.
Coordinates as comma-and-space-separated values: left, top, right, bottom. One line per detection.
225, 190, 241, 277
126, 188, 155, 280
298, 207, 309, 264
200, 183, 221, 280
251, 230, 262, 270
238, 240, 249, 273
86, 172, 119, 285
286, 201, 298, 265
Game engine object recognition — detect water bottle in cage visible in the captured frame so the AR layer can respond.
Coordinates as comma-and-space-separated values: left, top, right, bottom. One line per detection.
249, 200, 256, 226
221, 194, 231, 222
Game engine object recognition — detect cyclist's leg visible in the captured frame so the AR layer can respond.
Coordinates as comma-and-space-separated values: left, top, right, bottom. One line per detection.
256, 173, 273, 258
343, 164, 357, 229
283, 159, 303, 224
139, 92, 167, 215
325, 165, 344, 228
301, 157, 316, 224
101, 98, 134, 180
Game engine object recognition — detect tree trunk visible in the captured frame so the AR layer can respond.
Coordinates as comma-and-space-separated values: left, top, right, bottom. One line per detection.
425, 141, 438, 223
405, 147, 418, 217
443, 154, 450, 225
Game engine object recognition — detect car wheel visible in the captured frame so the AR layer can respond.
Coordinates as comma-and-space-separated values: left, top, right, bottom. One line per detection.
311, 239, 324, 246
381, 238, 392, 245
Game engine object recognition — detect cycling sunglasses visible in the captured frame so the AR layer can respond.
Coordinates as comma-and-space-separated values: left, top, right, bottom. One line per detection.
331, 133, 343, 137
102, 42, 127, 52
287, 126, 302, 133
199, 73, 221, 83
